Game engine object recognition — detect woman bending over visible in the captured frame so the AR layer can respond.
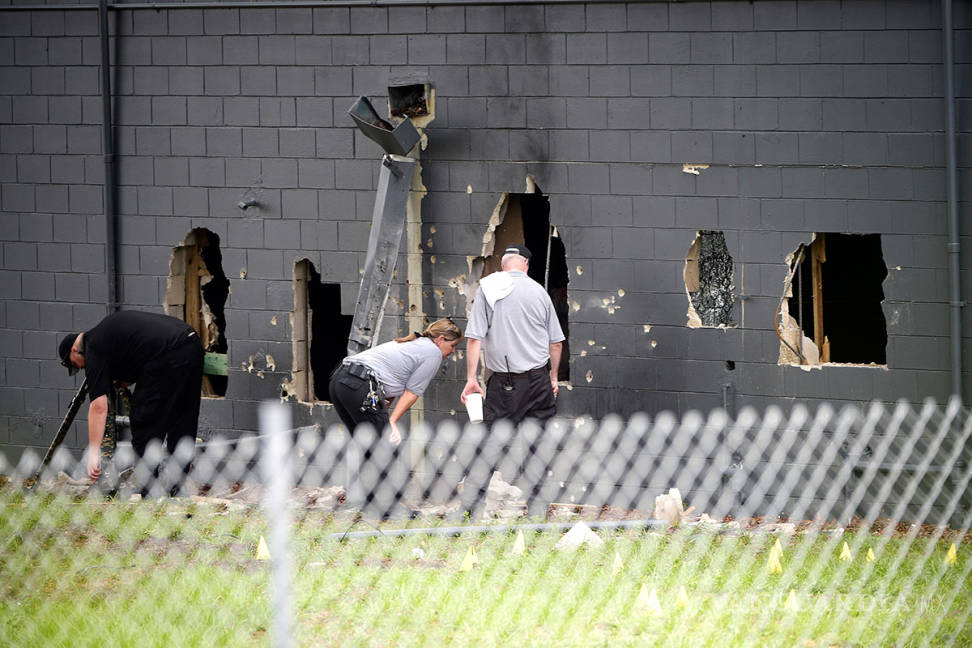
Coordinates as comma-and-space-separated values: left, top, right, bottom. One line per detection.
329, 318, 463, 445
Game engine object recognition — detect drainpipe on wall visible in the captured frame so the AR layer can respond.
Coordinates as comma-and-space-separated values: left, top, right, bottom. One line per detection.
99, 0, 119, 313
943, 0, 962, 401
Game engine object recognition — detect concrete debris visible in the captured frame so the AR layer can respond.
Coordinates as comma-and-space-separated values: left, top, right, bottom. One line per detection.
682, 163, 709, 175
758, 521, 798, 535
485, 471, 526, 519
684, 513, 743, 531
654, 487, 696, 527
554, 520, 604, 551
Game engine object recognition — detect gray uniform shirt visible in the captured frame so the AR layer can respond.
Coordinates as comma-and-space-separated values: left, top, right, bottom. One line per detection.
466, 270, 565, 373
345, 337, 443, 398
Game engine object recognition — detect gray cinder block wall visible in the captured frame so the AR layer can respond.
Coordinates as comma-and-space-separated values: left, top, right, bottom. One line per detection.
1, 0, 970, 474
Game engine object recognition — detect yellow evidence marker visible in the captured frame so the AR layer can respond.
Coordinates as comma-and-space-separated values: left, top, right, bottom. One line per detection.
945, 543, 957, 566
460, 546, 479, 572
866, 547, 875, 563
840, 541, 853, 561
256, 535, 271, 561
767, 538, 783, 574
612, 551, 624, 575
512, 530, 525, 556
784, 589, 800, 612
635, 584, 663, 616
676, 586, 690, 608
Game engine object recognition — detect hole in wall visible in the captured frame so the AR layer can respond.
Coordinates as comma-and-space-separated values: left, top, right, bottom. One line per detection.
291, 259, 353, 403
469, 184, 570, 381
163, 228, 230, 397
684, 230, 735, 328
388, 83, 429, 119
779, 233, 887, 366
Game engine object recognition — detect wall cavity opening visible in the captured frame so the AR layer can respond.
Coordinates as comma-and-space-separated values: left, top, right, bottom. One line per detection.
163, 228, 230, 397
388, 83, 429, 118
468, 183, 570, 381
684, 230, 735, 328
291, 259, 353, 403
778, 233, 887, 366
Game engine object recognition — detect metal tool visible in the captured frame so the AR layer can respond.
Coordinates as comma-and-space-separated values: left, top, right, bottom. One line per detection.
25, 379, 88, 488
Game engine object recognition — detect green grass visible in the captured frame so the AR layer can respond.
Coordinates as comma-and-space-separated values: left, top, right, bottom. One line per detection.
1, 489, 969, 647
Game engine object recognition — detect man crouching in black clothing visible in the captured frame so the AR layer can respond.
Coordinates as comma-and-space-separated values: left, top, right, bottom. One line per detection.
59, 311, 204, 493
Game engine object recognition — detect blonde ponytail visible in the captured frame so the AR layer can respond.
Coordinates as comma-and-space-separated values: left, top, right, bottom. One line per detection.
395, 317, 463, 343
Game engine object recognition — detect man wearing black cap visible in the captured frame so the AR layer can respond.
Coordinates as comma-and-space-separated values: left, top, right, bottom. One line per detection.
59, 310, 204, 486
458, 243, 565, 517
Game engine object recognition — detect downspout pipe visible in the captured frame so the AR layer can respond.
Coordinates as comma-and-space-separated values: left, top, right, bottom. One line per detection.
943, 0, 962, 401
99, 0, 119, 313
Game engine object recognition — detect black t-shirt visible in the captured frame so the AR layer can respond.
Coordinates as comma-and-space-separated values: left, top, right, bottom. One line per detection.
83, 311, 196, 401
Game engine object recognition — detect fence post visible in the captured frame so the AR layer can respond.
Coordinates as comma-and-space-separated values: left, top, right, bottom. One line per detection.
260, 401, 293, 648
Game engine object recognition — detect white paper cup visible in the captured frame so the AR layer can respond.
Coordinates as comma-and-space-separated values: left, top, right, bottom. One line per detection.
465, 393, 483, 423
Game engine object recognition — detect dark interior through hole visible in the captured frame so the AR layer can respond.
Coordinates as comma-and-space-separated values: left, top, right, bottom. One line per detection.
388, 84, 428, 118
196, 230, 229, 397
307, 264, 354, 400
788, 233, 888, 364
495, 191, 570, 382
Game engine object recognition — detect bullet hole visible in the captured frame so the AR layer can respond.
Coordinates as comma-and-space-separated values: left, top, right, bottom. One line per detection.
725, 360, 735, 371
163, 228, 229, 397
684, 230, 735, 328
291, 259, 353, 403
781, 233, 887, 365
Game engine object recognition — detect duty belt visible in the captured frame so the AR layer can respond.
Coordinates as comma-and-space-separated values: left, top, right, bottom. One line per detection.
502, 365, 548, 379
343, 362, 373, 380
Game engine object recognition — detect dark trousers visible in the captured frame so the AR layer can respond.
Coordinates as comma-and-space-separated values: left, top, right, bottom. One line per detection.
461, 368, 556, 517
130, 336, 204, 494
483, 368, 556, 426
328, 365, 389, 432
328, 365, 390, 510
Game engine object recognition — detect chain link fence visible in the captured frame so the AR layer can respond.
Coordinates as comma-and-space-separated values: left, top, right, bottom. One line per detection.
2, 398, 970, 646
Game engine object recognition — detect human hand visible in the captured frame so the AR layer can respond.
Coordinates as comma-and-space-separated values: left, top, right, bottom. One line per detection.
550, 375, 559, 397
460, 379, 484, 404
87, 447, 101, 482
389, 421, 402, 446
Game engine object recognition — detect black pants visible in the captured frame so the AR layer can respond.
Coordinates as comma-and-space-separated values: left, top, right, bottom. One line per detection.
328, 365, 391, 511
328, 365, 389, 432
483, 368, 556, 426
460, 368, 556, 517
130, 336, 204, 494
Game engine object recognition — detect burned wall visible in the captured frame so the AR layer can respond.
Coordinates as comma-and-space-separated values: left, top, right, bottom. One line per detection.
0, 1, 969, 463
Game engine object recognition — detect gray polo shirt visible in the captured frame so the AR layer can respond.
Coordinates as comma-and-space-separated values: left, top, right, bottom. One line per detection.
466, 270, 565, 373
346, 337, 443, 398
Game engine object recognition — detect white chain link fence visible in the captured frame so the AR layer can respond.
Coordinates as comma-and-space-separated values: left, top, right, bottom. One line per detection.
2, 399, 970, 646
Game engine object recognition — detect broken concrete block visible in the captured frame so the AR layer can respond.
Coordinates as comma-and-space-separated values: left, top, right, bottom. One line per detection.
653, 487, 684, 527
554, 521, 604, 551
485, 471, 526, 518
